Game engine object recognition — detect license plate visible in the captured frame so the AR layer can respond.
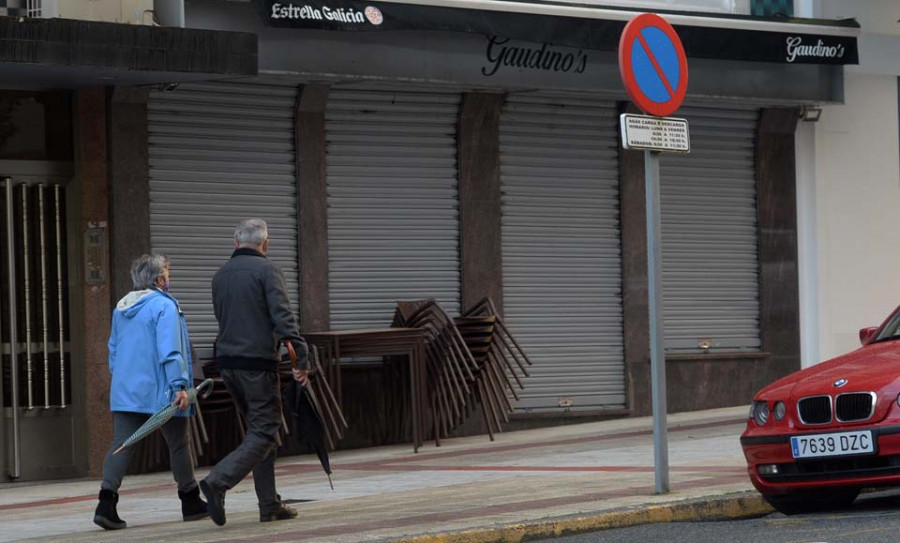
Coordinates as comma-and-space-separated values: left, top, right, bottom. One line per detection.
790, 430, 875, 459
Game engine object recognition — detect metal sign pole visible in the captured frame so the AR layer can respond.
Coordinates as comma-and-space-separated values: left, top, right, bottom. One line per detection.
620, 11, 687, 497
645, 150, 669, 494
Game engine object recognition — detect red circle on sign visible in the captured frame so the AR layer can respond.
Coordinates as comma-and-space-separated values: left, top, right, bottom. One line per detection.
618, 13, 688, 117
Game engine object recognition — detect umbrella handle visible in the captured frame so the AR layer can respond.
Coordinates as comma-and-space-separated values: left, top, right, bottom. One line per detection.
285, 341, 299, 370
194, 378, 215, 401
285, 341, 317, 376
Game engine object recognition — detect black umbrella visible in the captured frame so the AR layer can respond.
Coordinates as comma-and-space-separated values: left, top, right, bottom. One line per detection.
286, 341, 334, 490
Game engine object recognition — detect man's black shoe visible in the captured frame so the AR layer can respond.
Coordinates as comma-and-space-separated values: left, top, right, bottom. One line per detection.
199, 479, 226, 526
260, 503, 298, 523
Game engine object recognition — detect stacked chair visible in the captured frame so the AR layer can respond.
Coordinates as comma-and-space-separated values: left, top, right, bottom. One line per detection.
452, 314, 505, 439
193, 376, 243, 464
186, 384, 210, 465
392, 299, 477, 445
458, 297, 533, 440
392, 297, 532, 444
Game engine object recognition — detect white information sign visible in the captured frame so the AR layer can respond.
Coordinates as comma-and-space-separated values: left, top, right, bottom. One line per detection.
620, 114, 691, 153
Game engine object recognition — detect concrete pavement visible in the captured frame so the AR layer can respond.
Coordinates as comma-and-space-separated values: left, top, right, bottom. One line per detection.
0, 406, 772, 543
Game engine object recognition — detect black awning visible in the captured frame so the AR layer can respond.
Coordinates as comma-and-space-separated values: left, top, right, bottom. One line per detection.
252, 0, 858, 65
0, 16, 257, 89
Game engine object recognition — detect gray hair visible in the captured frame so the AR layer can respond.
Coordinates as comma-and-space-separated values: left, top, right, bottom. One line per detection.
131, 254, 169, 290
234, 218, 268, 247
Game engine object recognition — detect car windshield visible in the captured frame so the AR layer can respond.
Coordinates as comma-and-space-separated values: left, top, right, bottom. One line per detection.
874, 311, 900, 343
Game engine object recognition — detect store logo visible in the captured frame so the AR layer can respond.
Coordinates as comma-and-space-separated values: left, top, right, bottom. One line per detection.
270, 2, 374, 24
785, 36, 845, 63
482, 36, 587, 77
364, 6, 383, 25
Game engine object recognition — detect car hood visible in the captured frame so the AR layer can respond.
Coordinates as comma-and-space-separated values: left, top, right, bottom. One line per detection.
760, 341, 900, 401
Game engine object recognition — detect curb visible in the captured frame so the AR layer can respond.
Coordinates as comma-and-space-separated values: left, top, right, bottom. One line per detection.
389, 493, 773, 543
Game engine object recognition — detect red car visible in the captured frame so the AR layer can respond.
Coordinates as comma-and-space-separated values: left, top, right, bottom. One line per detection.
741, 306, 900, 514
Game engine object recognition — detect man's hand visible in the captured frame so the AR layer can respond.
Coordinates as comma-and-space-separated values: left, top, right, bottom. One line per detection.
290, 339, 309, 365
172, 389, 190, 410
292, 368, 310, 386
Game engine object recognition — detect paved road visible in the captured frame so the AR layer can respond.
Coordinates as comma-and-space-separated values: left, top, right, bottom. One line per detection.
545, 490, 900, 543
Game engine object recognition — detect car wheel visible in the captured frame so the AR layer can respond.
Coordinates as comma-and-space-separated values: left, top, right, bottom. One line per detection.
762, 489, 860, 515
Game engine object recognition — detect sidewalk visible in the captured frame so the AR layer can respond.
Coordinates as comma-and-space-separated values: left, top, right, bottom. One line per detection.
0, 406, 771, 543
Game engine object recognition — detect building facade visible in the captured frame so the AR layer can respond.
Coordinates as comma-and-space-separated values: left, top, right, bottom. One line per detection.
123, 1, 852, 447
0, 0, 872, 481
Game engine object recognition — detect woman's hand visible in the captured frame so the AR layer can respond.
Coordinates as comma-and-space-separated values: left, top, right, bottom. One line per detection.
172, 389, 190, 410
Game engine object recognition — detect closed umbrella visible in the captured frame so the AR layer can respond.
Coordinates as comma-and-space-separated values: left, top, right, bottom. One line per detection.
114, 379, 214, 455
285, 341, 335, 490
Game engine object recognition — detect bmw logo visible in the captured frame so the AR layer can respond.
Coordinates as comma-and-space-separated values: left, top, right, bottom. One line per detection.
834, 378, 848, 387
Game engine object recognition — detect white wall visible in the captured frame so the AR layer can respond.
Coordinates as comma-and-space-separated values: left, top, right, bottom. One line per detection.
821, 0, 900, 77
796, 0, 900, 366
811, 72, 900, 362
819, 0, 900, 37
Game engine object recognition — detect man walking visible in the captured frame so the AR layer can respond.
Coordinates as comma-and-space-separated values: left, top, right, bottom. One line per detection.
200, 218, 309, 526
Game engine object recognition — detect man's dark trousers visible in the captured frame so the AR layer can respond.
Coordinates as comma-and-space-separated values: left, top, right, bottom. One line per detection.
204, 368, 282, 514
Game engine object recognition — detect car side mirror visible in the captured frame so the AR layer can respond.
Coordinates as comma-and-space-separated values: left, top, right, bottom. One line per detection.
859, 326, 878, 345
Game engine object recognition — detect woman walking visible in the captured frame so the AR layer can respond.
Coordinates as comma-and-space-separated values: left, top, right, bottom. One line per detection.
93, 254, 208, 530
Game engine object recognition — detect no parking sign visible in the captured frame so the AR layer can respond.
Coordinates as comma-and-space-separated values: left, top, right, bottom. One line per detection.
619, 13, 688, 117
618, 13, 691, 153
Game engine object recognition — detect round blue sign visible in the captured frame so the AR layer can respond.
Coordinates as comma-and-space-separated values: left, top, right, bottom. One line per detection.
619, 14, 689, 117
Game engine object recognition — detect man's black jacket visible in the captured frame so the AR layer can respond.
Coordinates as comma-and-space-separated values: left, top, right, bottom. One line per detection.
212, 247, 308, 372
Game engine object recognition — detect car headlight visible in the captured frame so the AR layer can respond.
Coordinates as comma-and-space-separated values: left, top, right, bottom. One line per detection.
751, 400, 770, 426
774, 401, 786, 421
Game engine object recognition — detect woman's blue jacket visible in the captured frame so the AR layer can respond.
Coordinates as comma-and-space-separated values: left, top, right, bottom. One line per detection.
108, 289, 193, 417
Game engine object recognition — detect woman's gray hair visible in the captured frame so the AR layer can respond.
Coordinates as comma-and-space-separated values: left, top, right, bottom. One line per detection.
131, 254, 169, 290
234, 218, 268, 247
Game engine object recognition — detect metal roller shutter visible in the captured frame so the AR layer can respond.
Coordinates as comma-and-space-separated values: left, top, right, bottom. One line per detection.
325, 86, 461, 330
500, 94, 624, 413
148, 82, 300, 359
660, 105, 761, 353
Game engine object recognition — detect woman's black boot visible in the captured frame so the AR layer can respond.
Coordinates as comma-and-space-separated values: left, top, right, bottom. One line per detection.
93, 489, 127, 530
